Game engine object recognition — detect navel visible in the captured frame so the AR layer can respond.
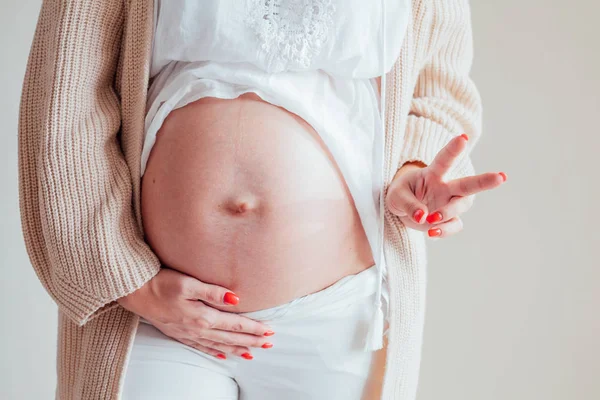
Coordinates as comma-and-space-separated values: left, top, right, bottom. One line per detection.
224, 195, 260, 215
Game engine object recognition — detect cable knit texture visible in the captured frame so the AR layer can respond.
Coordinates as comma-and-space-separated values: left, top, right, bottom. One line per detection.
17, 0, 481, 399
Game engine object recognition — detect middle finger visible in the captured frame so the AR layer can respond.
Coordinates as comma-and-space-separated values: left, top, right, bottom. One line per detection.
447, 172, 505, 197
194, 338, 253, 359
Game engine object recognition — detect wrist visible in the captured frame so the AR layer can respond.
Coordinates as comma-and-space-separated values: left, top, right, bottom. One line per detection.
395, 160, 427, 178
116, 292, 134, 310
116, 280, 149, 312
400, 160, 427, 169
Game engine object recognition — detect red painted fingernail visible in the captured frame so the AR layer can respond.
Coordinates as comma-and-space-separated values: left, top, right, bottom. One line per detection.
241, 353, 253, 360
428, 228, 442, 237
413, 209, 425, 223
263, 331, 275, 336
216, 353, 226, 359
223, 292, 239, 305
498, 172, 507, 182
460, 133, 469, 141
426, 212, 443, 224
261, 343, 273, 349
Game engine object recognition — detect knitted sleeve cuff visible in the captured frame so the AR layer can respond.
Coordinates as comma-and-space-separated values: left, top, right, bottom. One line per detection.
51, 258, 161, 326
17, 0, 162, 327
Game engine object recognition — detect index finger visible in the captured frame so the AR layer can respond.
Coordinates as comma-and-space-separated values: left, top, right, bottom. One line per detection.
204, 307, 275, 337
183, 277, 240, 307
428, 134, 469, 177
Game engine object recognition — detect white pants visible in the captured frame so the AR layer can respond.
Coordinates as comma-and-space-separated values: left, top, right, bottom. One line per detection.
121, 264, 387, 400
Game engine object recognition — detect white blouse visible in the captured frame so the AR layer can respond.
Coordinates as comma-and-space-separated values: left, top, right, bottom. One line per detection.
144, 0, 410, 350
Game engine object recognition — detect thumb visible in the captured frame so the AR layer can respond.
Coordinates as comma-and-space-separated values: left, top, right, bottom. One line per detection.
385, 185, 429, 224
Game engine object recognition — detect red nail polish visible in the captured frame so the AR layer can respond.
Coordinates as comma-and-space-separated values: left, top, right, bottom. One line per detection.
263, 331, 275, 337
261, 343, 273, 349
428, 228, 442, 237
460, 133, 469, 141
413, 209, 425, 223
499, 172, 507, 182
223, 292, 239, 305
241, 353, 253, 360
216, 354, 226, 359
426, 212, 443, 224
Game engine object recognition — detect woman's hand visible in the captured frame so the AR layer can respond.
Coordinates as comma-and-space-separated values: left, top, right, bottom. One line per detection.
385, 134, 506, 238
117, 267, 274, 360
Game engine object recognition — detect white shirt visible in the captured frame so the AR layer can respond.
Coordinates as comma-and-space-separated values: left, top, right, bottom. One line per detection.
144, 0, 410, 350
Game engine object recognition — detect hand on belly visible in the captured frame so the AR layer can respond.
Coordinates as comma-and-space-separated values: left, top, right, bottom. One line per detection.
141, 93, 374, 312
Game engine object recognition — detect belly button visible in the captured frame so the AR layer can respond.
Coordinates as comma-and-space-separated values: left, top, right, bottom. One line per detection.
225, 197, 259, 215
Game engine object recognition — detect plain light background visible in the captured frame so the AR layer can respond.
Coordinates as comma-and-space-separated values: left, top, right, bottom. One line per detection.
1, 0, 598, 399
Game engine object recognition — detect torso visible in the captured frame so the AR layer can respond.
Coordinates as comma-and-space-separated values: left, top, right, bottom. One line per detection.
141, 92, 375, 312
141, 0, 409, 312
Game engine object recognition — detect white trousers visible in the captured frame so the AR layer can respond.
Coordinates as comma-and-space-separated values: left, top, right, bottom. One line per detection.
121, 264, 387, 400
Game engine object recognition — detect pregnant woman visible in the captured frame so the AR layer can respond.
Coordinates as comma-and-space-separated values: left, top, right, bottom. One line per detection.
18, 0, 504, 399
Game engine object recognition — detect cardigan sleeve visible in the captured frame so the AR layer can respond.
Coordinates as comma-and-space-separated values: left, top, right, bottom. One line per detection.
17, 0, 161, 326
397, 0, 482, 182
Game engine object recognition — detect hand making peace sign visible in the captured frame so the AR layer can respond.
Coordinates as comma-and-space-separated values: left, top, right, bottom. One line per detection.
386, 134, 507, 238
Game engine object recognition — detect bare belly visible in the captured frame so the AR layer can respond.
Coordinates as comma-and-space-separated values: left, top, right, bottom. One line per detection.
141, 92, 375, 312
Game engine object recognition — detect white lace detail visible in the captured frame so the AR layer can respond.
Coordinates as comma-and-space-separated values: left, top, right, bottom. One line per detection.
245, 0, 336, 71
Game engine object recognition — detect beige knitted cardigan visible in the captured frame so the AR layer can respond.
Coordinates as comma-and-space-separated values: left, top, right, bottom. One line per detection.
17, 0, 481, 398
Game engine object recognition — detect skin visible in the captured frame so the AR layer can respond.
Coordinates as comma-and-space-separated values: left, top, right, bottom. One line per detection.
377, 76, 507, 236
119, 92, 375, 360
386, 134, 507, 236
118, 85, 506, 362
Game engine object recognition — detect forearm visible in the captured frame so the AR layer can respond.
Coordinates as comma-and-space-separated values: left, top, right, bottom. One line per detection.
18, 0, 161, 326
397, 0, 481, 182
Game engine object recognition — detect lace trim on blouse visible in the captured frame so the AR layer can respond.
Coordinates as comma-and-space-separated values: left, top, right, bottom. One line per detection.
244, 0, 336, 71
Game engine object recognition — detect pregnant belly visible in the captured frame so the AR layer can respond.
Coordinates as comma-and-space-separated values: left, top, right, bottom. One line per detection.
141, 92, 375, 312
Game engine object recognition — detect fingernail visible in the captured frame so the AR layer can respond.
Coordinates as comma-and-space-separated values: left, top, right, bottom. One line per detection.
413, 209, 425, 223
428, 228, 442, 237
261, 343, 273, 349
241, 353, 253, 360
426, 212, 443, 224
216, 353, 226, 359
263, 331, 275, 336
499, 172, 507, 182
460, 133, 469, 141
223, 292, 239, 305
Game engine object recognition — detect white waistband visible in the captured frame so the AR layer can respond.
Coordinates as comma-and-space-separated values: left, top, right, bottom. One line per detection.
138, 264, 389, 347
